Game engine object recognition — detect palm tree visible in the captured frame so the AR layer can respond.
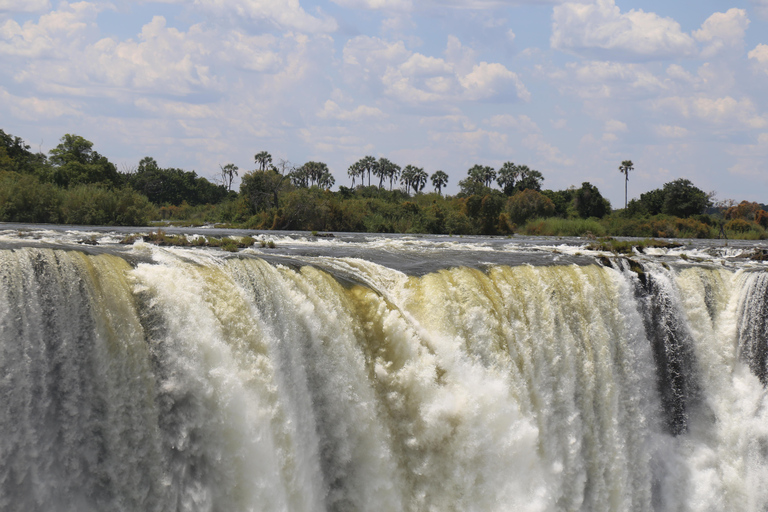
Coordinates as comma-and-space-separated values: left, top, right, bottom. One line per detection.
400, 165, 416, 193
254, 151, 272, 171
431, 170, 448, 195
619, 160, 634, 209
347, 161, 363, 187
413, 167, 427, 194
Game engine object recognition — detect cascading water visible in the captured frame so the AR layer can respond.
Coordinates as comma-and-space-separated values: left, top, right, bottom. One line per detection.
1, 232, 767, 512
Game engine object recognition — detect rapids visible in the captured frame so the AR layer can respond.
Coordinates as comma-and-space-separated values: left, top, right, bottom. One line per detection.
1, 228, 767, 511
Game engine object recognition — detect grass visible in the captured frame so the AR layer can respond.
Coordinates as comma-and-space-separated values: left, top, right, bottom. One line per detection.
120, 231, 266, 251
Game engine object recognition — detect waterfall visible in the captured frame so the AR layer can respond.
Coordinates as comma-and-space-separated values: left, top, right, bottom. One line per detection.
1, 245, 768, 511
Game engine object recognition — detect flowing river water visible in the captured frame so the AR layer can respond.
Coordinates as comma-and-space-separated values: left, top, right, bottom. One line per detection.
1, 226, 767, 511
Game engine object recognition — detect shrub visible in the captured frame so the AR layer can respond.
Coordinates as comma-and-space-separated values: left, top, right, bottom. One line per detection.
506, 189, 555, 224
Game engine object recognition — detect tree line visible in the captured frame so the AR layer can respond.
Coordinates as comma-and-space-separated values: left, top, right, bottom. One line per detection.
2, 128, 767, 239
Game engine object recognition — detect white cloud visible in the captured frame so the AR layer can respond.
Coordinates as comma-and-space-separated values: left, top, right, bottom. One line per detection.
551, 0, 696, 60
420, 115, 476, 131
429, 128, 508, 154
0, 0, 50, 13
693, 9, 749, 58
189, 0, 337, 33
331, 0, 412, 10
0, 87, 81, 120
555, 61, 667, 100
523, 133, 573, 165
655, 125, 689, 138
749, 44, 768, 75
344, 35, 528, 105
0, 1, 99, 58
604, 119, 626, 132
484, 114, 540, 132
317, 100, 386, 121
655, 95, 767, 129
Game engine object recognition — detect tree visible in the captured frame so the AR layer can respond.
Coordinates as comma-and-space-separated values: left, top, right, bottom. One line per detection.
350, 155, 377, 187
619, 160, 634, 209
219, 163, 239, 191
497, 162, 543, 195
128, 156, 228, 205
48, 134, 120, 188
0, 129, 45, 175
467, 164, 496, 188
661, 179, 710, 217
400, 165, 427, 194
254, 151, 272, 172
240, 168, 288, 212
412, 167, 427, 194
293, 161, 332, 188
573, 182, 611, 218
431, 170, 448, 195
347, 161, 363, 187
375, 157, 399, 189
506, 189, 556, 224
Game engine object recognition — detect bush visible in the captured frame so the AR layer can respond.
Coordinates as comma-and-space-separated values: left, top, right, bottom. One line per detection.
506, 189, 555, 224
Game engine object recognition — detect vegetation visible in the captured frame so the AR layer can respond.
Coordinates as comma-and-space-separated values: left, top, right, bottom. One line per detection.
2, 128, 766, 239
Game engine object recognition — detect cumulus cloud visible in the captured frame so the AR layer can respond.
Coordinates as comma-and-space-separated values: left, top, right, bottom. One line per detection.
155, 0, 338, 32
0, 1, 99, 58
693, 9, 749, 58
655, 95, 767, 129
749, 44, 768, 75
554, 61, 667, 100
343, 35, 529, 104
551, 0, 696, 60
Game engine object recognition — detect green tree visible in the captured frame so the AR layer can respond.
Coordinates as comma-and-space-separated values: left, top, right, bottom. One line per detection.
619, 160, 634, 209
48, 134, 120, 188
240, 168, 289, 212
497, 162, 543, 195
661, 179, 710, 217
467, 164, 496, 188
219, 163, 239, 191
347, 161, 364, 187
254, 151, 272, 172
128, 156, 228, 205
430, 170, 449, 195
573, 182, 611, 218
375, 157, 400, 189
506, 189, 556, 224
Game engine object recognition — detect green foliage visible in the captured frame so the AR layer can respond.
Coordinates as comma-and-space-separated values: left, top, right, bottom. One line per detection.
63, 185, 156, 226
240, 168, 289, 213
48, 134, 121, 188
497, 162, 544, 195
0, 171, 154, 225
0, 171, 63, 223
661, 179, 710, 218
127, 156, 229, 206
573, 182, 610, 219
430, 170, 449, 194
520, 217, 607, 237
506, 189, 555, 224
540, 189, 575, 218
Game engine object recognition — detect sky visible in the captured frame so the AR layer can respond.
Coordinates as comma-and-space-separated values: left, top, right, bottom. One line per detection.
1, 0, 768, 205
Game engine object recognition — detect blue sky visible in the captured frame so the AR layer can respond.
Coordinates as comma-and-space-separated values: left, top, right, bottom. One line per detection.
2, 0, 767, 205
